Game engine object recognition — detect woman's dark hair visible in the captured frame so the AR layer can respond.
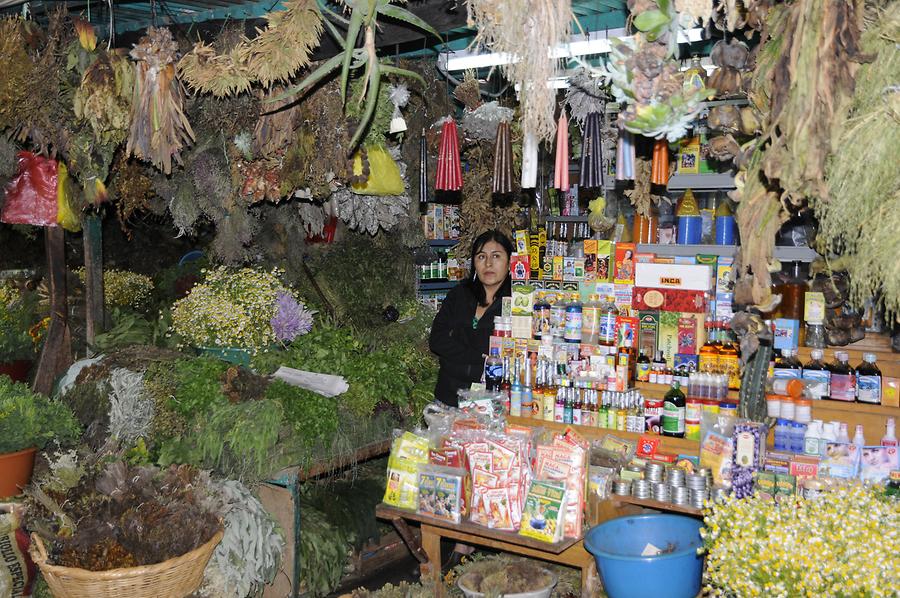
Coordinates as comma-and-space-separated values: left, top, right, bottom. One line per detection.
467, 229, 513, 307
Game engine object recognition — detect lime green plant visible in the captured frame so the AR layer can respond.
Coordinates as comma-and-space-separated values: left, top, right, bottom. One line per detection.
0, 285, 43, 362
0, 376, 81, 454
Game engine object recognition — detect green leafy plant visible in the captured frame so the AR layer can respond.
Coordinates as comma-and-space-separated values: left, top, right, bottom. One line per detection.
0, 285, 43, 362
273, 0, 440, 151
168, 356, 229, 416
264, 379, 338, 446
0, 376, 81, 454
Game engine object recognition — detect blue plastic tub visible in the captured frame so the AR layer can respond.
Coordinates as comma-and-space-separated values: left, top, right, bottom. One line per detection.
583, 514, 704, 598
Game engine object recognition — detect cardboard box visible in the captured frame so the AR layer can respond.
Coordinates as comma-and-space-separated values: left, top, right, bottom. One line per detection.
552, 256, 564, 281
511, 315, 533, 339
804, 292, 826, 323
563, 257, 576, 282
773, 318, 800, 351
883, 377, 900, 408
754, 471, 776, 500
789, 455, 820, 480
616, 316, 639, 347
657, 312, 680, 366
632, 287, 707, 313
584, 239, 598, 282
596, 240, 613, 282
714, 256, 734, 295
674, 353, 699, 374
514, 229, 529, 254
635, 262, 713, 291
638, 312, 659, 359
511, 284, 534, 316
715, 292, 734, 321
677, 314, 700, 354
614, 283, 634, 316
614, 243, 636, 284
510, 254, 530, 281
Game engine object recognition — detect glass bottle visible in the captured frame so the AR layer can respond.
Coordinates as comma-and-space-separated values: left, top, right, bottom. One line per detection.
636, 350, 651, 383
543, 363, 557, 422
598, 295, 619, 347
521, 357, 533, 419
554, 379, 566, 423
855, 353, 882, 405
718, 323, 741, 390
500, 356, 512, 409
485, 348, 503, 392
774, 261, 806, 321
683, 55, 707, 93
699, 320, 720, 374
564, 293, 583, 344
829, 351, 856, 402
581, 294, 602, 345
652, 351, 667, 381
802, 349, 831, 400
662, 381, 686, 438
773, 348, 803, 379
509, 356, 522, 417
531, 359, 544, 420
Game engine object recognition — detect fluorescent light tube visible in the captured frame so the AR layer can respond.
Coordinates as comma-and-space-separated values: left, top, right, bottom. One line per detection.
443, 28, 705, 71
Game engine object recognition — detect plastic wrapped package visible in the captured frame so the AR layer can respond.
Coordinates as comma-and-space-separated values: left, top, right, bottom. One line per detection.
1, 151, 58, 227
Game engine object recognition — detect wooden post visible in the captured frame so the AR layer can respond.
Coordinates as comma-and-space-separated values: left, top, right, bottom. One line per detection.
82, 213, 105, 346
32, 227, 72, 395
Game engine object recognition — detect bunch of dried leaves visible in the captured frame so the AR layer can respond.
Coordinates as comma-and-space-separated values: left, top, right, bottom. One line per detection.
177, 0, 322, 97
26, 462, 220, 571
127, 27, 195, 174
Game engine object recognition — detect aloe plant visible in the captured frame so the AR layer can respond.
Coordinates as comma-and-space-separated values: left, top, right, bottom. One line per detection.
273, 0, 440, 152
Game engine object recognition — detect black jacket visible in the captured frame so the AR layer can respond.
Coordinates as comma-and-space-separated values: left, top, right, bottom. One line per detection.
429, 283, 504, 407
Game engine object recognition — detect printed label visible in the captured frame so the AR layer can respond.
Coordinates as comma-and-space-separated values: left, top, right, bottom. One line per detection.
857, 375, 881, 404
598, 314, 617, 343
802, 370, 831, 400
830, 374, 856, 401
772, 367, 802, 379
735, 431, 756, 467
662, 401, 685, 434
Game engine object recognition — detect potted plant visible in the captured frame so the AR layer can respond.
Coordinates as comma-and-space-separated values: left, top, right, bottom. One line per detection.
0, 376, 81, 497
0, 284, 44, 382
171, 266, 314, 363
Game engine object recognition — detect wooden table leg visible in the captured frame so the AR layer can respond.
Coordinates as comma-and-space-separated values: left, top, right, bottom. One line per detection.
420, 524, 444, 597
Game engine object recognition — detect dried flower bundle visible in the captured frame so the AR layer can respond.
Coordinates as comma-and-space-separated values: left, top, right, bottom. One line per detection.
466, 0, 574, 141
127, 27, 195, 174
178, 0, 323, 97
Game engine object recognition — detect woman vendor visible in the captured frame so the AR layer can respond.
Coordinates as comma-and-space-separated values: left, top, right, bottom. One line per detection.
429, 229, 513, 407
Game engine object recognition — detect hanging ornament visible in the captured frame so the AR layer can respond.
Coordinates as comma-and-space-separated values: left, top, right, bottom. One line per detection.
418, 128, 428, 204
579, 112, 603, 188
616, 129, 636, 181
435, 118, 463, 191
650, 139, 669, 186
554, 112, 569, 192
388, 83, 410, 134
520, 130, 539, 190
492, 121, 513, 194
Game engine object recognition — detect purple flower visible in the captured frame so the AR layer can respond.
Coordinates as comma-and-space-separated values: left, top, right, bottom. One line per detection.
271, 291, 315, 342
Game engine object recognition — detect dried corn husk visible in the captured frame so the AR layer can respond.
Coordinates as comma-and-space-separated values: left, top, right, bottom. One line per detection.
127, 27, 194, 174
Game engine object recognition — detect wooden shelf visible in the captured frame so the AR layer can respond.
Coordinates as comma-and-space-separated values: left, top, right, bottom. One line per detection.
506, 415, 700, 456
634, 381, 740, 401
810, 399, 900, 418
796, 335, 900, 378
609, 495, 703, 517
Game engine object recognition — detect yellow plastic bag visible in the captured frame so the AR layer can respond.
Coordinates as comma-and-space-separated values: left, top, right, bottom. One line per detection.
351, 144, 404, 196
56, 163, 82, 232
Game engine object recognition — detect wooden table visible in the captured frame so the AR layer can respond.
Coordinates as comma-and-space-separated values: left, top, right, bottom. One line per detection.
376, 503, 598, 597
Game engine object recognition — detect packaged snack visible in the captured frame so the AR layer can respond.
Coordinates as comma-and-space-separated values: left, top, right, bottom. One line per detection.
383, 432, 431, 509
519, 480, 567, 543
417, 465, 467, 524
858, 445, 898, 482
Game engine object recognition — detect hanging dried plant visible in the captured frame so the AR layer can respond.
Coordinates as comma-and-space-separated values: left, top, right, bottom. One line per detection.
454, 70, 483, 111
177, 0, 322, 97
0, 18, 34, 132
127, 27, 195, 174
253, 87, 303, 157
466, 0, 574, 141
74, 50, 134, 146
564, 69, 607, 127
625, 157, 665, 217
108, 155, 155, 236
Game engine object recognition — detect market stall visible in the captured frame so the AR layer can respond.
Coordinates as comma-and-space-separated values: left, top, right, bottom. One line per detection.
0, 0, 897, 597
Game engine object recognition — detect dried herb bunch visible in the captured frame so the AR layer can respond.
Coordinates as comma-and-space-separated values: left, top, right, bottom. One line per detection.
816, 2, 900, 318
127, 27, 195, 174
466, 0, 574, 141
177, 0, 323, 97
0, 18, 34, 132
26, 461, 220, 571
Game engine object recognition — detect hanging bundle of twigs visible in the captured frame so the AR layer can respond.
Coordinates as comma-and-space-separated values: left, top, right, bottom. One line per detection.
467, 0, 574, 141
127, 27, 194, 174
492, 120, 513, 194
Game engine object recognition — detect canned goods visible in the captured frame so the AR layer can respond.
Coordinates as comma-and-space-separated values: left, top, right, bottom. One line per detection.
652, 482, 670, 503
614, 479, 632, 496
685, 421, 701, 441
666, 468, 686, 488
632, 479, 651, 499
671, 486, 690, 505
645, 462, 665, 483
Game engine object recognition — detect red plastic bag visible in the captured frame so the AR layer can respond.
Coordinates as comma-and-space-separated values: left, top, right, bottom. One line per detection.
1, 152, 58, 227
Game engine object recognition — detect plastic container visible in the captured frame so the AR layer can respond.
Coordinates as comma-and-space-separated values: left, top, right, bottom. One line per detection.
794, 399, 812, 424
766, 395, 782, 418
584, 514, 704, 598
0, 447, 37, 498
458, 569, 558, 598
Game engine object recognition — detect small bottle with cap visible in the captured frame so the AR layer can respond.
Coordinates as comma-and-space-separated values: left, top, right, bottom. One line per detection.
855, 353, 882, 405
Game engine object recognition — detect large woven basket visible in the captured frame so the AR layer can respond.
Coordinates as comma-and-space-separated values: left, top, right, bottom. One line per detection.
30, 529, 223, 598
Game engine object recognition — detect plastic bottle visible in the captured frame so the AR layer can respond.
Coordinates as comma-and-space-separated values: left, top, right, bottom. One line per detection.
676, 189, 703, 245
572, 382, 583, 426
790, 422, 807, 453
714, 199, 737, 245
837, 422, 851, 445
699, 320, 720, 373
819, 422, 838, 458
563, 386, 574, 424
718, 323, 741, 389
521, 358, 533, 419
485, 348, 503, 392
852, 424, 866, 448
773, 349, 803, 379
636, 350, 651, 383
804, 420, 822, 456
543, 363, 557, 422
532, 293, 551, 340
774, 418, 790, 451
550, 296, 567, 342
882, 418, 897, 447
855, 353, 882, 405
500, 356, 512, 408
802, 349, 831, 400
829, 351, 856, 402
662, 381, 686, 438
598, 295, 619, 346
509, 357, 522, 417
581, 294, 602, 345
554, 381, 565, 423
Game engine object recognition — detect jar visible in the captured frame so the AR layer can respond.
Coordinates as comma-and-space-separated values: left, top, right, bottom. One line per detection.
805, 322, 826, 349
780, 397, 796, 421
794, 399, 812, 424
766, 395, 782, 418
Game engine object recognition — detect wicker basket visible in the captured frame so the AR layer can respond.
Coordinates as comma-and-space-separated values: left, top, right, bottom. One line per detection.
30, 529, 223, 598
